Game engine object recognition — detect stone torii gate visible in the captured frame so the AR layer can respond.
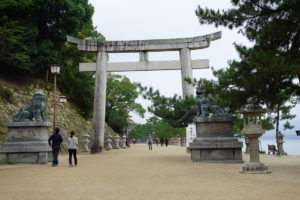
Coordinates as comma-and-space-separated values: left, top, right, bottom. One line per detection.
67, 31, 221, 153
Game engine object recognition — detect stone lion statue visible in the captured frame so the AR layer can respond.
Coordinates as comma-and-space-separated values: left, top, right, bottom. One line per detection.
196, 89, 226, 117
13, 91, 47, 122
178, 88, 228, 124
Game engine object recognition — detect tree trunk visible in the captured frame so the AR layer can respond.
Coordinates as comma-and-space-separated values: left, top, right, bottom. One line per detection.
46, 70, 49, 82
275, 106, 280, 155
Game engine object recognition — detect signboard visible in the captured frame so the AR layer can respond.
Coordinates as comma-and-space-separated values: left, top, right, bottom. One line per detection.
186, 123, 196, 147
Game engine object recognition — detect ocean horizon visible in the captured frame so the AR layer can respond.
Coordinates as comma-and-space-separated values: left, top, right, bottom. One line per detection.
240, 138, 300, 156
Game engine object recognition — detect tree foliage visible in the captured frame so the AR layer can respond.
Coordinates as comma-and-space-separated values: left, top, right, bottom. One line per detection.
196, 0, 299, 153
106, 74, 145, 133
0, 0, 106, 119
196, 0, 300, 94
141, 86, 195, 128
57, 20, 105, 118
130, 116, 185, 140
0, 0, 95, 75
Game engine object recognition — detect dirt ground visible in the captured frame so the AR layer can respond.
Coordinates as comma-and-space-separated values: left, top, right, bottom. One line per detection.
0, 144, 300, 200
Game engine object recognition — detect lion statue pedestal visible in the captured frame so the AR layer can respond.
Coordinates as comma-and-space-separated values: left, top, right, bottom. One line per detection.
187, 88, 243, 163
0, 91, 52, 164
190, 116, 243, 163
0, 121, 52, 164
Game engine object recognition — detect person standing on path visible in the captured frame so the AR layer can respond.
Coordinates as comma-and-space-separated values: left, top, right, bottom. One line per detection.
68, 131, 78, 167
160, 137, 164, 147
165, 138, 169, 147
155, 138, 159, 147
147, 134, 153, 150
48, 127, 63, 167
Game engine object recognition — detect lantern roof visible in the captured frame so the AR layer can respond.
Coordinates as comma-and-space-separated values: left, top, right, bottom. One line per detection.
237, 98, 266, 114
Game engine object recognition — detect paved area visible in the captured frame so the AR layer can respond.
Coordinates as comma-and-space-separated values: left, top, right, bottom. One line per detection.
0, 144, 300, 200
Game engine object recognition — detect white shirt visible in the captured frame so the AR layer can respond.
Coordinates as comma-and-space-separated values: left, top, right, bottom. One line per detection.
68, 136, 78, 149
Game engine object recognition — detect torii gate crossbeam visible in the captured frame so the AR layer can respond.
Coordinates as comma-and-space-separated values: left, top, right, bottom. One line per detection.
67, 31, 221, 153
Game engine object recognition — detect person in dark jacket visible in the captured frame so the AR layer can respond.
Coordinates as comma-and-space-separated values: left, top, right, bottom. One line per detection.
160, 137, 164, 147
48, 127, 63, 167
165, 138, 169, 147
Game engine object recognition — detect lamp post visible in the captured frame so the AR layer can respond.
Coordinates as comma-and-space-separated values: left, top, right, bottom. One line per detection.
50, 65, 61, 131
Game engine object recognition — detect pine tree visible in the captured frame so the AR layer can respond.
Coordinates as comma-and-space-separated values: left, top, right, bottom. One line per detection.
195, 0, 300, 154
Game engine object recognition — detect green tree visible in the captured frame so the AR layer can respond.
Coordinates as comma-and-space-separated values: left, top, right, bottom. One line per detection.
130, 123, 152, 140
106, 74, 145, 133
195, 0, 300, 154
57, 13, 105, 119
141, 86, 195, 128
130, 116, 185, 140
155, 120, 185, 138
0, 0, 95, 75
0, 0, 105, 119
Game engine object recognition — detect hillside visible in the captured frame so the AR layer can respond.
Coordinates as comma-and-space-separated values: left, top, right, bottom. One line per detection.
0, 75, 117, 151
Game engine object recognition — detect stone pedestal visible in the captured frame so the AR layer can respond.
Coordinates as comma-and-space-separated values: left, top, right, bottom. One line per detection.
245, 138, 250, 153
0, 121, 52, 164
240, 137, 271, 174
190, 116, 243, 163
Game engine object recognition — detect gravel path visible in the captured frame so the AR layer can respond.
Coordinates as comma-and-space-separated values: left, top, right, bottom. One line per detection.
1, 144, 300, 200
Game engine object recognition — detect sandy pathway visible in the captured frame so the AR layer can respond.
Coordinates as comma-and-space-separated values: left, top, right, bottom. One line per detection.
0, 144, 300, 200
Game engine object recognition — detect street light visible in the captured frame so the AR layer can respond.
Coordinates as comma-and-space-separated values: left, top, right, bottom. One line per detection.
50, 64, 61, 131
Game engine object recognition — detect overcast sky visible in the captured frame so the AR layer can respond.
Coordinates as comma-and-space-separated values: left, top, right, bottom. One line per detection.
89, 0, 299, 137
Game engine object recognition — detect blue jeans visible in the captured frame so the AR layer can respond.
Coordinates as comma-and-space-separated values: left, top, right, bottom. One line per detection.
148, 142, 152, 150
52, 147, 60, 166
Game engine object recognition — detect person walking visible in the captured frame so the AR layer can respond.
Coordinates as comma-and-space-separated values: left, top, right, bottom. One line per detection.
147, 134, 153, 150
160, 137, 164, 147
48, 127, 63, 167
165, 138, 169, 147
68, 131, 78, 167
155, 138, 159, 147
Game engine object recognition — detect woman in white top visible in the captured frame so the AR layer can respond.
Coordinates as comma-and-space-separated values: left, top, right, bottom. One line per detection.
68, 131, 78, 167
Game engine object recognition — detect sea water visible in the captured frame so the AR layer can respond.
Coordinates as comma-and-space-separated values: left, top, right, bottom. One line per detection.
241, 138, 300, 156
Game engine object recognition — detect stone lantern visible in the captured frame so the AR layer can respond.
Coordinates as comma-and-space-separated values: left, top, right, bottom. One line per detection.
114, 135, 120, 149
106, 134, 113, 150
82, 134, 90, 152
238, 99, 271, 174
122, 134, 127, 149
277, 131, 287, 155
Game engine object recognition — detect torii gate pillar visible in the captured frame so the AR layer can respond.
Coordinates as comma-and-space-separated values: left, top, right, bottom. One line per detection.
92, 51, 107, 152
180, 47, 194, 97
